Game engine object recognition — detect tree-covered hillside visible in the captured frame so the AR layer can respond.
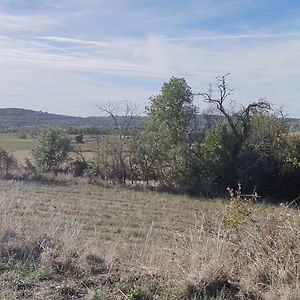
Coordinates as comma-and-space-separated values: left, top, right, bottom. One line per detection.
0, 108, 143, 131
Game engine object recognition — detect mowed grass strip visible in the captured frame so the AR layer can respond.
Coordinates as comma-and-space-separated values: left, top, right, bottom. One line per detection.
0, 180, 223, 246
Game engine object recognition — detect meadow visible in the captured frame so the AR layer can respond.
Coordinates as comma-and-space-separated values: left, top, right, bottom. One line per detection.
0, 132, 100, 164
0, 178, 299, 299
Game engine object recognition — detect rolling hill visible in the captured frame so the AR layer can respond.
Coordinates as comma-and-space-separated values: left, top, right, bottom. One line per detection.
0, 108, 143, 131
0, 107, 299, 132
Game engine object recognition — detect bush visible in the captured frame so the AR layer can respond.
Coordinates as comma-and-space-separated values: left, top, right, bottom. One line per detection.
0, 149, 15, 175
88, 143, 127, 183
75, 134, 84, 144
198, 114, 300, 199
31, 127, 72, 173
69, 160, 88, 177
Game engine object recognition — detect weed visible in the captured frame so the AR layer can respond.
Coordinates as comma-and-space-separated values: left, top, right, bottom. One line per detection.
84, 288, 114, 300
0, 180, 298, 299
127, 287, 153, 300
58, 282, 78, 297
11, 277, 32, 292
79, 276, 94, 288
36, 265, 56, 281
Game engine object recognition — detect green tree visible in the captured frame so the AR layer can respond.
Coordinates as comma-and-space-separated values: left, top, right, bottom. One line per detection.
131, 77, 197, 189
198, 75, 300, 198
32, 127, 72, 173
200, 122, 238, 192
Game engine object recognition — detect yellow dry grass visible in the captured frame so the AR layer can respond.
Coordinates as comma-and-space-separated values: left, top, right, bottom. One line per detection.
0, 179, 299, 299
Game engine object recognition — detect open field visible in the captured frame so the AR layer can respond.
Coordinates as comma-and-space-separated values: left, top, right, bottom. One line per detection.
0, 133, 114, 164
0, 179, 299, 299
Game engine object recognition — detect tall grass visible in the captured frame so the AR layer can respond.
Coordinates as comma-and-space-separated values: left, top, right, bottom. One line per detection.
0, 180, 299, 299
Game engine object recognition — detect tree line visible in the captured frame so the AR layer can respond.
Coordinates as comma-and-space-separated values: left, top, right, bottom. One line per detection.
1, 75, 299, 200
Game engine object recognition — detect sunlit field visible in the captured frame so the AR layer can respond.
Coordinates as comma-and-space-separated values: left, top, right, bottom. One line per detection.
0, 132, 115, 164
0, 179, 299, 299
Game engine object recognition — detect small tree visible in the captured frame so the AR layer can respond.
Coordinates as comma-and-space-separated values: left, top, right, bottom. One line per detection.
75, 133, 84, 144
0, 149, 15, 175
90, 101, 136, 183
131, 77, 197, 189
32, 127, 72, 173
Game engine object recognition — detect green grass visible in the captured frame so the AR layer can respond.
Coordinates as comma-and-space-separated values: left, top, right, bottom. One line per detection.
0, 133, 36, 151
0, 132, 121, 164
0, 180, 223, 246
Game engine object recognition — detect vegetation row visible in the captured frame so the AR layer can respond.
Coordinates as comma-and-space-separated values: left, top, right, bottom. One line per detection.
1, 75, 299, 200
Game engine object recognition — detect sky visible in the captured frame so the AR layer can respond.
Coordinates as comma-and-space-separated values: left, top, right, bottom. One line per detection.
0, 0, 300, 117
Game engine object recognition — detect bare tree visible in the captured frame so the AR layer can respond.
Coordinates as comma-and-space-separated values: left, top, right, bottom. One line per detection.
195, 74, 272, 185
196, 73, 271, 142
98, 101, 137, 183
100, 101, 136, 139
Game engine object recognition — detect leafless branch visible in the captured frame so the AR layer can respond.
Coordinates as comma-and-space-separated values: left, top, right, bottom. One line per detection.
99, 101, 136, 138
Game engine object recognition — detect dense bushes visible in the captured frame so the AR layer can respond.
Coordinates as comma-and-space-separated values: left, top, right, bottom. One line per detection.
77, 76, 299, 200
197, 115, 300, 198
129, 76, 300, 200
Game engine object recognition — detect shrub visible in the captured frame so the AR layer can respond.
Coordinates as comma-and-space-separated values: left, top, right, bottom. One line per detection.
69, 160, 88, 177
0, 149, 15, 175
75, 133, 84, 144
199, 114, 300, 199
31, 127, 72, 173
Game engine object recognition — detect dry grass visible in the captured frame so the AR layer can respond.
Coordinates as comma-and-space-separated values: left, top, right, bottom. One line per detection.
0, 179, 299, 299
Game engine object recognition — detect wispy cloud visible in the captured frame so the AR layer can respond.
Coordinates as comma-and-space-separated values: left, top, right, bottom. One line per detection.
168, 32, 300, 41
0, 12, 58, 32
0, 0, 299, 116
40, 36, 110, 47
38, 30, 300, 49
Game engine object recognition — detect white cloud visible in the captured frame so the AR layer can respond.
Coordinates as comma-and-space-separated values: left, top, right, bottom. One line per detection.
0, 1, 299, 116
0, 32, 300, 116
0, 12, 60, 32
168, 32, 300, 41
40, 36, 110, 47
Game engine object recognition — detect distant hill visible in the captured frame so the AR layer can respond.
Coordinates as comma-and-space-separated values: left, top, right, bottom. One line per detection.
0, 108, 299, 132
285, 118, 300, 131
0, 108, 143, 131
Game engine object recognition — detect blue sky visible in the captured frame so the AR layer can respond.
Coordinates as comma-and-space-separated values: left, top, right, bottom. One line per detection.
0, 0, 300, 117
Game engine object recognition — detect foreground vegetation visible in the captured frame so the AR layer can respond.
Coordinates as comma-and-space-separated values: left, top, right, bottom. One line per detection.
0, 179, 299, 299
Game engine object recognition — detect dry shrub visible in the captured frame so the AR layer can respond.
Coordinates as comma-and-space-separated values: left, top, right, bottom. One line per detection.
235, 203, 300, 299
129, 188, 300, 299
160, 191, 300, 299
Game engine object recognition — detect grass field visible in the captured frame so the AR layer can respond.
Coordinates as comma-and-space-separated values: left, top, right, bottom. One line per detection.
0, 134, 36, 151
0, 133, 104, 164
0, 132, 121, 165
0, 179, 299, 299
